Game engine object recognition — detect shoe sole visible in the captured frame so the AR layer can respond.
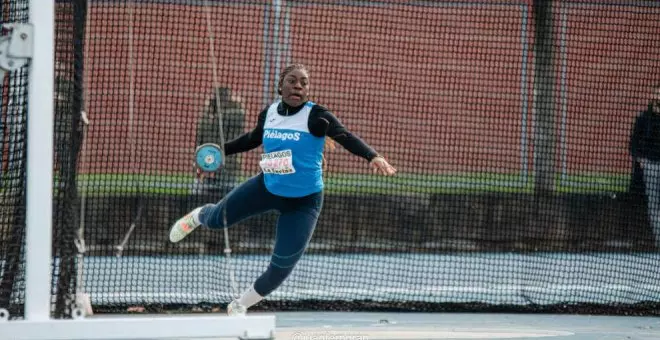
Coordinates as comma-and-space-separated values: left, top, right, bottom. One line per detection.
169, 214, 197, 243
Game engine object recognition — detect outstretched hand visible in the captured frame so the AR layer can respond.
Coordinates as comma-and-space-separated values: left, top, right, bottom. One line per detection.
370, 156, 397, 176
194, 162, 217, 180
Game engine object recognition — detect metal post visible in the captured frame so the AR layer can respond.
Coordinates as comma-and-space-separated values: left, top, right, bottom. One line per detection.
25, 0, 54, 321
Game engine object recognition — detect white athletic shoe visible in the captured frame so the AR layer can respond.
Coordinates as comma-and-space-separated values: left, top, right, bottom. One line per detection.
169, 207, 203, 243
226, 300, 247, 316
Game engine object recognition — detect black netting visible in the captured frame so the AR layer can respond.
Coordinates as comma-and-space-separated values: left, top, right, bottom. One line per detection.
0, 0, 30, 321
52, 0, 87, 319
45, 0, 660, 317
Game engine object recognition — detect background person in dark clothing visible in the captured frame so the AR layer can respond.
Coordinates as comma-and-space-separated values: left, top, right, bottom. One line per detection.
194, 86, 246, 194
629, 83, 660, 249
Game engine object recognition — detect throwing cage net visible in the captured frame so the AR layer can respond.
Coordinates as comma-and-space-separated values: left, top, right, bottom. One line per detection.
1, 0, 660, 319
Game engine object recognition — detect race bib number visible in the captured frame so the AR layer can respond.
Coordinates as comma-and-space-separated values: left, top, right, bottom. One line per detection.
259, 149, 295, 174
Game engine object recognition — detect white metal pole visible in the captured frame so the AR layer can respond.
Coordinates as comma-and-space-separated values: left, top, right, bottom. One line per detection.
272, 0, 281, 96
559, 3, 568, 184
25, 0, 55, 321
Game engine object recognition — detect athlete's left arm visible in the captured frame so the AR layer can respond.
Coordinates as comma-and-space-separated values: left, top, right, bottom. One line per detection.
308, 105, 380, 162
308, 106, 396, 175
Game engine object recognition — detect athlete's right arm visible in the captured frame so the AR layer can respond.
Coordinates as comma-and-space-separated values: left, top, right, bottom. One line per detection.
224, 108, 267, 156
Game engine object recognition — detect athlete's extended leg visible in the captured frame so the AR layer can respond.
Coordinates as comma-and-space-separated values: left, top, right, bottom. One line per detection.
169, 173, 276, 242
232, 192, 323, 314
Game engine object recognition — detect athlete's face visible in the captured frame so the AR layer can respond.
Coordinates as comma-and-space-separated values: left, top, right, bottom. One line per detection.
280, 69, 309, 107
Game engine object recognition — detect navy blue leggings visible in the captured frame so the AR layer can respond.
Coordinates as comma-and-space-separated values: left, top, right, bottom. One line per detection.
197, 173, 323, 297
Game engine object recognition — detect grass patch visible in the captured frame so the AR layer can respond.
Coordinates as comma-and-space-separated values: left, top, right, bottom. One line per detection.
72, 172, 629, 196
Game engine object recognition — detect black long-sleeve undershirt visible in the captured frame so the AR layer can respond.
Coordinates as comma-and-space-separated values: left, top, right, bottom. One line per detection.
224, 101, 378, 162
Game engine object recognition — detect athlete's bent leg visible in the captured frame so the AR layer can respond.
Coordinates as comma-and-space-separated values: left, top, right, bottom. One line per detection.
169, 173, 275, 242
236, 192, 323, 313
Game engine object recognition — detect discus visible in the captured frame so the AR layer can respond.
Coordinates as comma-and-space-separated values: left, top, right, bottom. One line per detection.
195, 143, 224, 172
